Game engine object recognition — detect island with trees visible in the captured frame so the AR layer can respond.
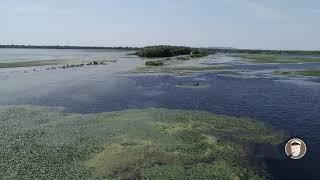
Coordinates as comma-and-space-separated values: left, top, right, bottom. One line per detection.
136, 45, 209, 66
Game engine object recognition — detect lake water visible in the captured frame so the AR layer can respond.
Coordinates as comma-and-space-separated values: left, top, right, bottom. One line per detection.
0, 48, 130, 62
0, 49, 319, 179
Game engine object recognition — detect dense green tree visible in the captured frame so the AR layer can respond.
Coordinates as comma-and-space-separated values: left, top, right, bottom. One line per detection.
138, 45, 191, 57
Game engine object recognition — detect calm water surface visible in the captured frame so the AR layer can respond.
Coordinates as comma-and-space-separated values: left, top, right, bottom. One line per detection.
0, 49, 319, 179
0, 48, 130, 62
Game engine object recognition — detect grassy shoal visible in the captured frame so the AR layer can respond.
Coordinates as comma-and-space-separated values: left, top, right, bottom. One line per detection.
133, 65, 230, 74
275, 69, 320, 77
231, 53, 320, 63
0, 60, 64, 68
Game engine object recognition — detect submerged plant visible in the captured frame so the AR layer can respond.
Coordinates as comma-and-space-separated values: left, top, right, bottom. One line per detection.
145, 60, 165, 66
0, 106, 285, 179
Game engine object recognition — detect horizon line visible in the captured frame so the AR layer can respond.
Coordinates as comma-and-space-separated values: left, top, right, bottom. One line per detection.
0, 44, 319, 52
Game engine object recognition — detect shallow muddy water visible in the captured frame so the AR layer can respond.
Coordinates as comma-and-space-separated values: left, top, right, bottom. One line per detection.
0, 49, 319, 179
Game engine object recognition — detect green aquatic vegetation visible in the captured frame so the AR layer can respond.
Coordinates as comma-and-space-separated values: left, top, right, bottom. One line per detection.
85, 143, 180, 178
175, 56, 191, 60
0, 60, 64, 68
0, 59, 113, 69
0, 106, 285, 179
275, 70, 320, 77
291, 58, 320, 63
231, 53, 320, 63
145, 60, 165, 66
232, 53, 280, 63
166, 66, 229, 72
172, 50, 208, 61
142, 161, 261, 180
131, 65, 230, 75
297, 70, 320, 76
190, 49, 209, 58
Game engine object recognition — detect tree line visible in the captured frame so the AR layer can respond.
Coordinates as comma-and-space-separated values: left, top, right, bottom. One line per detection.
138, 45, 191, 57
0, 45, 140, 50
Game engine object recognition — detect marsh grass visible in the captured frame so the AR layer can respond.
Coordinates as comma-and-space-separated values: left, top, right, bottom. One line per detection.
231, 53, 320, 63
275, 70, 320, 77
166, 66, 228, 72
145, 60, 165, 66
0, 106, 285, 179
132, 65, 230, 75
175, 56, 191, 60
297, 70, 320, 76
0, 60, 64, 68
190, 49, 209, 58
0, 59, 112, 69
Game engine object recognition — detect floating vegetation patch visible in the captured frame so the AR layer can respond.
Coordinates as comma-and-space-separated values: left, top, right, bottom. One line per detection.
0, 106, 285, 179
274, 70, 320, 77
0, 59, 113, 70
0, 60, 64, 68
131, 64, 231, 75
190, 49, 209, 58
231, 53, 320, 63
51, 60, 110, 70
145, 60, 165, 66
175, 56, 191, 60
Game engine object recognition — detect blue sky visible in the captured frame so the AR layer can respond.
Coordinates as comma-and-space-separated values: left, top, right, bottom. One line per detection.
1, 0, 319, 50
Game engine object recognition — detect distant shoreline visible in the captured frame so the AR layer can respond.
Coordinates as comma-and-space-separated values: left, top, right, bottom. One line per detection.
0, 45, 140, 50
1, 45, 320, 55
